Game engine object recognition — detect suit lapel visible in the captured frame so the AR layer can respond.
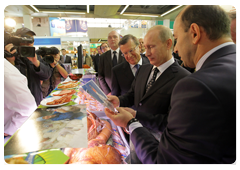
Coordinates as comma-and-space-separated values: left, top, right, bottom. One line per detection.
202, 44, 236, 69
122, 61, 134, 78
141, 62, 177, 101
138, 65, 153, 99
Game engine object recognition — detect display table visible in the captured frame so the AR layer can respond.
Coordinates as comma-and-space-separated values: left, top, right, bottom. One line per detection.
4, 73, 130, 164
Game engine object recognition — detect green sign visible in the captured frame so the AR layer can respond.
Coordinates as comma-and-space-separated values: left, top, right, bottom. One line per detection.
90, 43, 101, 48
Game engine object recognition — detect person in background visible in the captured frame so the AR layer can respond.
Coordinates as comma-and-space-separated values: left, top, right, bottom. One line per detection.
4, 47, 37, 138
111, 34, 150, 97
60, 49, 72, 65
4, 28, 52, 106
105, 5, 236, 164
100, 42, 110, 53
107, 25, 190, 163
93, 45, 103, 74
78, 49, 93, 68
138, 38, 146, 56
229, 11, 236, 44
41, 47, 68, 98
98, 31, 125, 95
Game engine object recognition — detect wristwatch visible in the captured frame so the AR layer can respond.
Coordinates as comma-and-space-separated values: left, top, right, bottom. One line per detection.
126, 118, 139, 131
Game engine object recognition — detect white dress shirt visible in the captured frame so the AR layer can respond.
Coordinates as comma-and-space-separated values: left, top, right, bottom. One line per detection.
111, 48, 120, 62
4, 59, 37, 136
129, 57, 143, 76
146, 57, 175, 84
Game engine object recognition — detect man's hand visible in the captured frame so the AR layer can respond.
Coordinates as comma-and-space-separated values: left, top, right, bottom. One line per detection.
107, 95, 120, 108
104, 107, 134, 128
122, 107, 137, 117
4, 133, 9, 137
27, 53, 40, 67
5, 43, 16, 54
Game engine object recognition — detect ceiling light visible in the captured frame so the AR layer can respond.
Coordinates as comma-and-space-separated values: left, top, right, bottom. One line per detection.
41, 11, 86, 14
87, 5, 89, 13
122, 13, 159, 17
161, 5, 183, 17
120, 5, 129, 15
30, 5, 39, 13
5, 18, 16, 27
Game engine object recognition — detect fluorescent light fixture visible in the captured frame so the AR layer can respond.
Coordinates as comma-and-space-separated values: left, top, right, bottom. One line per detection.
161, 5, 183, 17
120, 5, 129, 15
87, 5, 89, 13
30, 5, 39, 12
41, 11, 86, 14
123, 13, 159, 17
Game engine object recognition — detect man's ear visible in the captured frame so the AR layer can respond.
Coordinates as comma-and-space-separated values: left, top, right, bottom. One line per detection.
190, 23, 201, 44
166, 39, 173, 50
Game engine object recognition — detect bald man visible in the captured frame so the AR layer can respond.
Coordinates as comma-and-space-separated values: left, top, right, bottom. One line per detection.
98, 30, 125, 95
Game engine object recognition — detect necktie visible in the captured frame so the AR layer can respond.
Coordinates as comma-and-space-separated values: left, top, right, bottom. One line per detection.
134, 64, 140, 76
112, 51, 117, 67
145, 67, 159, 93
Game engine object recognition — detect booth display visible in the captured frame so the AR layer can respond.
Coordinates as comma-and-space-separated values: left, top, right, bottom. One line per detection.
4, 70, 130, 164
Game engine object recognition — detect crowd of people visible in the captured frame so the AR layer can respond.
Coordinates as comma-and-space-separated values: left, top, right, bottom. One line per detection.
4, 5, 236, 164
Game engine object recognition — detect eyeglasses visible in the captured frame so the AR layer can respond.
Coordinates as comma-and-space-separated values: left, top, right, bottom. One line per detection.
123, 46, 138, 57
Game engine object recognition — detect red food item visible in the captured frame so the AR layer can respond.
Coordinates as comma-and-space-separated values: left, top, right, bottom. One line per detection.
88, 120, 112, 148
74, 145, 122, 164
53, 89, 76, 96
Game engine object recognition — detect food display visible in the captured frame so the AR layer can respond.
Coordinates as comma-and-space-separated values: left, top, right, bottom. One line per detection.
46, 95, 72, 105
58, 83, 78, 89
52, 89, 76, 96
69, 74, 83, 80
5, 76, 129, 164
64, 112, 123, 164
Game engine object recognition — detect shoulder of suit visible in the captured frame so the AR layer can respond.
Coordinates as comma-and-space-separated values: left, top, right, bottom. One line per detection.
112, 61, 128, 71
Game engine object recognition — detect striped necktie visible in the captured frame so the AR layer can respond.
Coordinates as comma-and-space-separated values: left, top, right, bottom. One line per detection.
145, 67, 159, 93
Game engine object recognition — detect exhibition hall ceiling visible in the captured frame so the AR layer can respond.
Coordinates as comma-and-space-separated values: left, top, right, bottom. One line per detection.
4, 5, 185, 20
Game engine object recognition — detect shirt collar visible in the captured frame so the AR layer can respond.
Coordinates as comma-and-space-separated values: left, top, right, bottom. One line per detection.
152, 57, 174, 73
111, 48, 120, 54
130, 57, 143, 69
195, 42, 234, 71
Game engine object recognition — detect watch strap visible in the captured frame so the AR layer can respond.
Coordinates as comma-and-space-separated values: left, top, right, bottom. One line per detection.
126, 118, 138, 131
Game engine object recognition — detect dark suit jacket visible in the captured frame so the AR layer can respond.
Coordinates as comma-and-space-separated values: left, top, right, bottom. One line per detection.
131, 44, 236, 163
98, 50, 125, 95
111, 56, 150, 96
93, 53, 100, 73
119, 61, 191, 132
60, 55, 72, 65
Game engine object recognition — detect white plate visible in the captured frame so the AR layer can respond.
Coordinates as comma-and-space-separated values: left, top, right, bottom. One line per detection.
50, 91, 61, 96
40, 96, 70, 107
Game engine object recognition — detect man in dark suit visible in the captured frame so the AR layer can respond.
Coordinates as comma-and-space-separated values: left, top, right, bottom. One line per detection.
60, 49, 72, 65
107, 25, 190, 163
105, 5, 236, 164
111, 34, 150, 97
98, 30, 126, 95
93, 45, 102, 74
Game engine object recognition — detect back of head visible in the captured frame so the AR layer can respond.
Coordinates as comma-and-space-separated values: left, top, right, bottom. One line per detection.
180, 5, 231, 40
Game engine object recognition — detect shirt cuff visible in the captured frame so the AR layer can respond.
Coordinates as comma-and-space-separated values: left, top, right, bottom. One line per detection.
129, 121, 143, 134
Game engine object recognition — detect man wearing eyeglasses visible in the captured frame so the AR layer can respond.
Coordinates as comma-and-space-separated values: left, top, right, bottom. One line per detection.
111, 34, 150, 97
100, 42, 110, 53
98, 31, 126, 95
107, 25, 190, 163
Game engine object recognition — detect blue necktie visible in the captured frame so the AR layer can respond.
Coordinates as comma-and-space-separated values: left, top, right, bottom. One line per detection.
134, 64, 140, 76
145, 67, 159, 93
112, 51, 117, 67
